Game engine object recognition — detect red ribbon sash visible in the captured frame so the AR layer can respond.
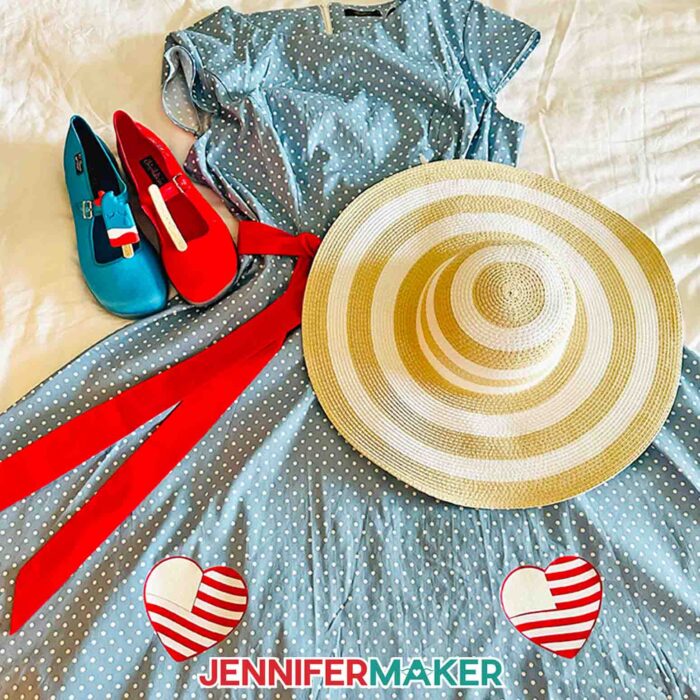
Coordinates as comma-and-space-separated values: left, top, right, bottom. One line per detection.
0, 222, 319, 633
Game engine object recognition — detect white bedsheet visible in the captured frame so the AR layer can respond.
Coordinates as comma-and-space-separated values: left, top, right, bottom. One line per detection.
0, 0, 698, 411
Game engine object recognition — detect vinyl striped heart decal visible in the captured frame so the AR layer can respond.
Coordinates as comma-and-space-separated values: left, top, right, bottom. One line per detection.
500, 556, 602, 658
144, 556, 248, 661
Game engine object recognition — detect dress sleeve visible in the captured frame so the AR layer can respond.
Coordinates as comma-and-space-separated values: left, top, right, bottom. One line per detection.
463, 0, 540, 99
162, 8, 255, 135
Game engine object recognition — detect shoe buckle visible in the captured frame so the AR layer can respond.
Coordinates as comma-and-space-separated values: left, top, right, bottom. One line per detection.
81, 200, 93, 219
172, 173, 189, 195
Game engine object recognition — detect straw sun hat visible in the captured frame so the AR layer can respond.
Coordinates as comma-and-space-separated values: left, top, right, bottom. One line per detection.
302, 161, 683, 509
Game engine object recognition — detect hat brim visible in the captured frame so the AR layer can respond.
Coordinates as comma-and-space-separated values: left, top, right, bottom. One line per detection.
302, 161, 683, 509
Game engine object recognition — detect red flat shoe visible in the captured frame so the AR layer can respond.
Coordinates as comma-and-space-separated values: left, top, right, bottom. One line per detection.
113, 110, 238, 306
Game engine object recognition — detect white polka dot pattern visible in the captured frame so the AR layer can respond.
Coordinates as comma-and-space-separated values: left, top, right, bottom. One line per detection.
0, 264, 698, 698
162, 0, 540, 236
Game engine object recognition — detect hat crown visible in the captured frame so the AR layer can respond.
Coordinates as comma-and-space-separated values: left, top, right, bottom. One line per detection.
473, 260, 545, 328
420, 241, 575, 391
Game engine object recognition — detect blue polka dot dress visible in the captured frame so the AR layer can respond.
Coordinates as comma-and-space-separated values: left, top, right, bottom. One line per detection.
0, 2, 698, 698
162, 0, 540, 234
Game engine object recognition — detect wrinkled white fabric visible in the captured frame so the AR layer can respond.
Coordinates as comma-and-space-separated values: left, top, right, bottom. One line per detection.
0, 0, 698, 411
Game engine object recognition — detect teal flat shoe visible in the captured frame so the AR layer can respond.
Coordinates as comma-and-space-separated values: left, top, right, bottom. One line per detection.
64, 115, 169, 318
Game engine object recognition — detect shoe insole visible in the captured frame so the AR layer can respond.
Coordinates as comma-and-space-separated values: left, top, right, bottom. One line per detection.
74, 119, 120, 196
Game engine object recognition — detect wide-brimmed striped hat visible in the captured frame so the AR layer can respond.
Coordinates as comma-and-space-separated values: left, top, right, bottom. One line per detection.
302, 161, 683, 509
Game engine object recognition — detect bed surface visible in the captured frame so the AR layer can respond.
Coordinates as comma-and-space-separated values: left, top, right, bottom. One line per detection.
0, 0, 698, 411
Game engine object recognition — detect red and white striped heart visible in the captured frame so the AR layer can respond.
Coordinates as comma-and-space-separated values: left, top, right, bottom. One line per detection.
144, 556, 248, 662
500, 555, 602, 658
